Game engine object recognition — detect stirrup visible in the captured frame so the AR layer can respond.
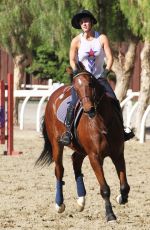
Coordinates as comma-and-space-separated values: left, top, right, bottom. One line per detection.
59, 131, 72, 146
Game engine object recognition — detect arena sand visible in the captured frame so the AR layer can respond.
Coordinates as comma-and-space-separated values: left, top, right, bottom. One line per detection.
0, 127, 150, 230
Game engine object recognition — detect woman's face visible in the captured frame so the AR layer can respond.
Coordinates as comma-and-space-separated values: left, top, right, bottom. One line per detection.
79, 17, 92, 32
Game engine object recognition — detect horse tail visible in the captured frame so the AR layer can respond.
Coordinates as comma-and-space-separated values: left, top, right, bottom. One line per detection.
35, 118, 53, 166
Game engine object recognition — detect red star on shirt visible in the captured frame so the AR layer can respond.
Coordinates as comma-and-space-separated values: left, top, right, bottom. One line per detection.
89, 48, 95, 57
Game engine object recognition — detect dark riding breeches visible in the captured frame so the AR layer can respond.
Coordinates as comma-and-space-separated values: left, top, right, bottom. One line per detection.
97, 78, 117, 100
97, 78, 123, 117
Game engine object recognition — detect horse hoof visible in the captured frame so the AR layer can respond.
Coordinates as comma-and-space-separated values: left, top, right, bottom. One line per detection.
106, 214, 117, 222
116, 194, 123, 204
55, 203, 65, 213
108, 219, 117, 224
77, 196, 85, 212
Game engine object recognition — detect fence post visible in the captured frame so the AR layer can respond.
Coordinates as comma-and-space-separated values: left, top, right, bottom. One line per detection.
7, 73, 14, 155
0, 80, 5, 144
4, 73, 22, 155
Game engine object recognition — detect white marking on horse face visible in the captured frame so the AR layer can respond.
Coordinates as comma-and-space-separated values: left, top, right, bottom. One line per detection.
78, 79, 82, 85
59, 94, 64, 99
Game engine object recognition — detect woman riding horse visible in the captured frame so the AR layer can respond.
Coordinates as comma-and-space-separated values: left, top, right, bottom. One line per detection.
36, 9, 132, 223
60, 10, 134, 146
36, 66, 131, 222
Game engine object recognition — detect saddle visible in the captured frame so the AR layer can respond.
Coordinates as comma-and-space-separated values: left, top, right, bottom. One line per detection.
56, 91, 83, 143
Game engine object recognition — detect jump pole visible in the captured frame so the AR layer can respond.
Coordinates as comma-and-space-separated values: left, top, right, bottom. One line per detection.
0, 80, 5, 144
0, 73, 22, 155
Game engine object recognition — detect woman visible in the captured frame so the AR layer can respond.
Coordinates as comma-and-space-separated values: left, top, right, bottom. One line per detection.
60, 10, 134, 146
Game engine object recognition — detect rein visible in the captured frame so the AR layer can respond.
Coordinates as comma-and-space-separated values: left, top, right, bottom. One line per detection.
73, 71, 91, 78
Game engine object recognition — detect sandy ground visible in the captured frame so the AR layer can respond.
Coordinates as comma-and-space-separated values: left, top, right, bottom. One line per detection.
0, 126, 150, 230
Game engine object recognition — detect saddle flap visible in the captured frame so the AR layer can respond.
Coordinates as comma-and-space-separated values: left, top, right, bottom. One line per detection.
57, 96, 72, 123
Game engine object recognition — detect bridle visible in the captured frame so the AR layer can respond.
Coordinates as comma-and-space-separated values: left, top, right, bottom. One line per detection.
73, 71, 96, 118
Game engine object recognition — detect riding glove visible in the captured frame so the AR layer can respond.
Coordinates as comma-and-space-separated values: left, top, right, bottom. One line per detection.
100, 69, 110, 78
73, 69, 79, 76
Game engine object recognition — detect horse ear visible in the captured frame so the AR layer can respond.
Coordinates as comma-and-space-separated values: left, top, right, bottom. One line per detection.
66, 67, 73, 80
66, 66, 73, 75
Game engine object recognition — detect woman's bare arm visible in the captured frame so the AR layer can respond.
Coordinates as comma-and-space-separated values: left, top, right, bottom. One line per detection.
100, 34, 113, 70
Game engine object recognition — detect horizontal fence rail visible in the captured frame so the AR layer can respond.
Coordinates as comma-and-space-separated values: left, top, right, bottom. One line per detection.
3, 86, 150, 143
121, 90, 150, 143
5, 82, 64, 132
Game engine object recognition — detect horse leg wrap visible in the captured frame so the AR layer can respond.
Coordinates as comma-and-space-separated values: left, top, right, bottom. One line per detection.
105, 204, 116, 222
100, 185, 110, 200
120, 183, 130, 203
101, 185, 116, 221
76, 174, 86, 197
55, 180, 65, 206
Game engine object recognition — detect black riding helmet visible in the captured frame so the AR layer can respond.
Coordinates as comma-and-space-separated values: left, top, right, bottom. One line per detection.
71, 10, 97, 29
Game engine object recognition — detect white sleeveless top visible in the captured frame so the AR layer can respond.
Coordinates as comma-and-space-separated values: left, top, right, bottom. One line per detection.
78, 31, 105, 79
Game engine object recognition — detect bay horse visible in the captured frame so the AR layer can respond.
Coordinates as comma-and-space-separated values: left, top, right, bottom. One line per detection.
36, 66, 130, 222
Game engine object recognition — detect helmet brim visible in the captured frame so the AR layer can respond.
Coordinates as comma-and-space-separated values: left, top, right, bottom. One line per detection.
71, 11, 97, 29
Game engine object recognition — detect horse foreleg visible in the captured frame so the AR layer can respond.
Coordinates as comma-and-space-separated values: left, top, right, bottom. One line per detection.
72, 152, 86, 211
53, 143, 65, 213
112, 154, 130, 205
88, 153, 116, 222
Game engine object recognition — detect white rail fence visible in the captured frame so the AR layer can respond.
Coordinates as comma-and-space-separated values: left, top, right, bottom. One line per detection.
4, 85, 150, 143
120, 90, 150, 143
5, 82, 64, 132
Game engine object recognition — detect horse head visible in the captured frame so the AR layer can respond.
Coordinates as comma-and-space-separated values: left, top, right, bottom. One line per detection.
71, 63, 96, 118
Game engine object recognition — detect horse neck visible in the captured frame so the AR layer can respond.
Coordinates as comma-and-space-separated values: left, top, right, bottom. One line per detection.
94, 83, 105, 105
94, 85, 113, 123
75, 112, 106, 158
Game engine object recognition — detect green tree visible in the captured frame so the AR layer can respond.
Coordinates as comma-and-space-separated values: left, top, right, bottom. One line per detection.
37, 0, 78, 58
120, 0, 150, 138
0, 0, 45, 123
96, 0, 139, 102
26, 44, 69, 84
0, 0, 43, 85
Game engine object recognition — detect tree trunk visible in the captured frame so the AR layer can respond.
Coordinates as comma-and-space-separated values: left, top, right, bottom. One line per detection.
13, 54, 31, 125
111, 41, 137, 102
97, 0, 106, 34
135, 41, 150, 139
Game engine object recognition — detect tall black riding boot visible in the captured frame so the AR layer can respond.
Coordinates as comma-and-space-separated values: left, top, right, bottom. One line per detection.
113, 100, 135, 141
60, 104, 74, 146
